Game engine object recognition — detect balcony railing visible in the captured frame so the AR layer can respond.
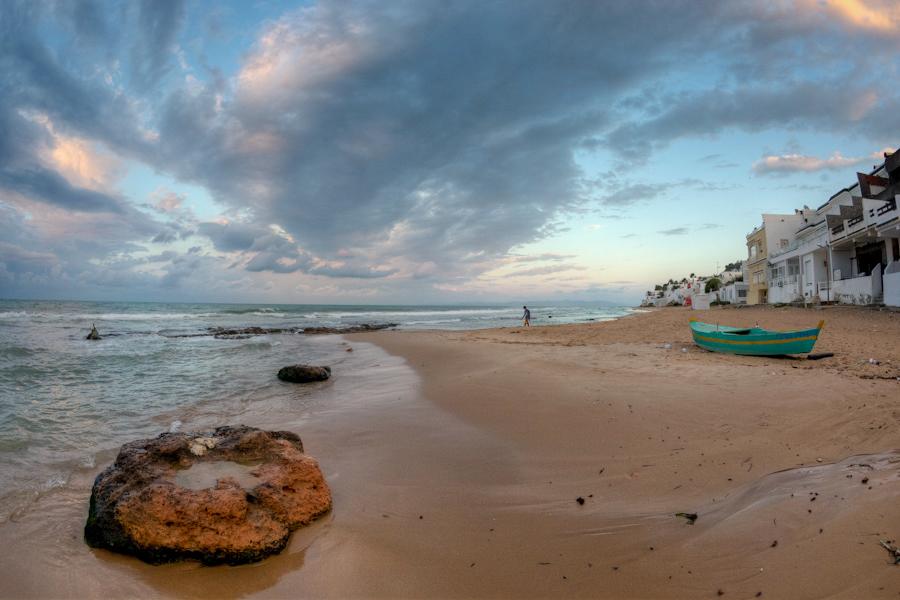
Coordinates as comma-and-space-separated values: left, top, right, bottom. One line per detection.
876, 197, 897, 217
831, 223, 845, 235
847, 215, 863, 227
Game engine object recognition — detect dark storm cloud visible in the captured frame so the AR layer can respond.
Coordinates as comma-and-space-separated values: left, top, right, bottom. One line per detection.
129, 0, 187, 90
606, 83, 868, 160
0, 165, 124, 213
197, 222, 268, 253
154, 0, 728, 272
2, 0, 900, 298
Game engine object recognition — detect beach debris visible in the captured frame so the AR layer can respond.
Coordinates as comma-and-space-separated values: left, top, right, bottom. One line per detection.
86, 323, 101, 340
346, 347, 353, 352
681, 347, 688, 353
879, 540, 900, 564
277, 364, 331, 383
576, 496, 585, 505
84, 425, 331, 565
806, 352, 834, 361
663, 343, 672, 349
675, 512, 698, 524
861, 477, 869, 484
868, 358, 880, 365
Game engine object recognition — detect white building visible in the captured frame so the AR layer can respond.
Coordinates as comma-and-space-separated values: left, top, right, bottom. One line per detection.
719, 281, 749, 304
756, 213, 809, 304
760, 150, 900, 306
825, 154, 900, 305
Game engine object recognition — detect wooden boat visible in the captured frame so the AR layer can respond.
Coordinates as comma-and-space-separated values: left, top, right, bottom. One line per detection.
689, 319, 824, 355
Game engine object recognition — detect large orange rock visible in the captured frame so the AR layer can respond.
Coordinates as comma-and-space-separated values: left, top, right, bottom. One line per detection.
84, 426, 331, 564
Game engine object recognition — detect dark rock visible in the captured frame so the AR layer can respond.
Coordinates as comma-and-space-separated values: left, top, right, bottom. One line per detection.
84, 425, 331, 565
86, 324, 101, 340
189, 323, 397, 339
675, 512, 698, 524
277, 365, 331, 383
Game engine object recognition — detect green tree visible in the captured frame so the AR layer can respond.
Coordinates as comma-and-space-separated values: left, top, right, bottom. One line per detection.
704, 277, 722, 293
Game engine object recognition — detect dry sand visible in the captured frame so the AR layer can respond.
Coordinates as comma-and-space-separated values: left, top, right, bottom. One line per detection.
349, 304, 900, 598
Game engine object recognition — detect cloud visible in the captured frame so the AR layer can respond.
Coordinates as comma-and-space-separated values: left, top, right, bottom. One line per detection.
129, 0, 187, 90
658, 227, 689, 236
510, 263, 587, 277
594, 183, 666, 207
3, 0, 900, 302
752, 151, 868, 175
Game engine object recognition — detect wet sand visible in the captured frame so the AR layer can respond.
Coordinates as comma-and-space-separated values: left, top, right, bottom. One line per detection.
1, 305, 899, 598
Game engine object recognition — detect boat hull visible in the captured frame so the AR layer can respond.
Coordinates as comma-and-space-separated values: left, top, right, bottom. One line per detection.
689, 319, 823, 356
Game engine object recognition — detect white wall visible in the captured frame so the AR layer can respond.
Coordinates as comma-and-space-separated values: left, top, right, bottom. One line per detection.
832, 264, 881, 305
763, 213, 805, 255
884, 262, 900, 307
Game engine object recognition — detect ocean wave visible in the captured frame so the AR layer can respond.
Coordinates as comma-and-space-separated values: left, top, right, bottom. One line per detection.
219, 307, 284, 315
0, 311, 29, 319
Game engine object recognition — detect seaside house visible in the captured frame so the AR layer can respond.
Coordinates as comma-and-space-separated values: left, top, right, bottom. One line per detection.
719, 280, 749, 304
825, 154, 900, 305
766, 208, 818, 304
746, 214, 805, 304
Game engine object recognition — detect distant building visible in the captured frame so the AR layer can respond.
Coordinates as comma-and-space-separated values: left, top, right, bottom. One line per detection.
719, 281, 749, 304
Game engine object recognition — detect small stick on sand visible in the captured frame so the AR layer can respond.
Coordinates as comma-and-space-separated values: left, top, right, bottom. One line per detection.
879, 540, 900, 564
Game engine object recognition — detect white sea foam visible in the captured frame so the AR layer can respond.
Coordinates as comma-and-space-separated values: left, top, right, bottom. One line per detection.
0, 311, 29, 319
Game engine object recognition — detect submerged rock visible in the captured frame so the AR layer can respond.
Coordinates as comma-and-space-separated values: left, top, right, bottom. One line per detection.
86, 324, 101, 340
277, 364, 331, 383
84, 425, 332, 565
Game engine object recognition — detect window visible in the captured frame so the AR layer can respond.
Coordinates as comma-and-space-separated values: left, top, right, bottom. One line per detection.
738, 289, 747, 297
749, 244, 758, 259
780, 239, 789, 249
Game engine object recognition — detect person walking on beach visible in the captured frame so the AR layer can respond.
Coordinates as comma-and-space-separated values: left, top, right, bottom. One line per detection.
521, 305, 531, 327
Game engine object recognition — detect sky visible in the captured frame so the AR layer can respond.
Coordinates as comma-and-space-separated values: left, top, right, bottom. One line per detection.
1, 0, 898, 305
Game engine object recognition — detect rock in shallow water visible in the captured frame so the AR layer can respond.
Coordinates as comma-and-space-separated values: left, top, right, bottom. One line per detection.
84, 425, 332, 565
277, 364, 331, 383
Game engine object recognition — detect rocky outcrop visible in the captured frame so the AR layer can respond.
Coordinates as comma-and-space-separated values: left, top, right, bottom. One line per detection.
165, 323, 398, 339
86, 324, 101, 340
277, 365, 331, 383
84, 426, 332, 565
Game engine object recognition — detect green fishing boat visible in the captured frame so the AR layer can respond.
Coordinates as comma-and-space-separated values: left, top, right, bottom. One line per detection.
689, 319, 824, 356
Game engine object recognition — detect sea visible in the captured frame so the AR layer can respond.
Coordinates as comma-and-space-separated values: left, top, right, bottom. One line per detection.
0, 300, 633, 528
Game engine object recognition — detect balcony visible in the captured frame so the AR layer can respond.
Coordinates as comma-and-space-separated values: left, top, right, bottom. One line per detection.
876, 197, 896, 216
831, 223, 844, 235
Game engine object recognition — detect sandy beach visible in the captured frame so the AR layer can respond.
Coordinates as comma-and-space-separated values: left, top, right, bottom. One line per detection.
354, 304, 900, 598
2, 305, 899, 599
